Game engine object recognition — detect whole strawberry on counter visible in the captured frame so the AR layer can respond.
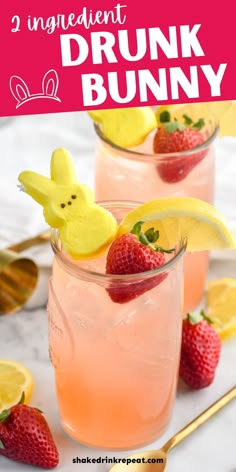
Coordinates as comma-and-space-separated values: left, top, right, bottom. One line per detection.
0, 394, 59, 469
106, 221, 174, 303
180, 311, 221, 389
154, 111, 207, 183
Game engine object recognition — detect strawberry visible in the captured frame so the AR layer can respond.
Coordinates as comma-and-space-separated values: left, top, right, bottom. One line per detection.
0, 395, 59, 469
180, 311, 221, 389
106, 222, 174, 303
154, 111, 207, 183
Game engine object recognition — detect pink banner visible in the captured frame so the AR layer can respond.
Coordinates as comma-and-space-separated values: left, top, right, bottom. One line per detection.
1, 0, 235, 116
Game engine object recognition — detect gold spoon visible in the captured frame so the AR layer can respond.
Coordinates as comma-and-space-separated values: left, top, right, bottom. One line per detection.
109, 386, 236, 472
0, 231, 50, 315
7, 231, 50, 253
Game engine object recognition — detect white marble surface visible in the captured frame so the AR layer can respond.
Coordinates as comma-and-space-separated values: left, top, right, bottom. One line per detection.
1, 298, 236, 472
0, 113, 236, 472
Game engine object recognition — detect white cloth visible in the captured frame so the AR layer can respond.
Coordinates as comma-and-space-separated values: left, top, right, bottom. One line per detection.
0, 113, 235, 309
0, 112, 96, 309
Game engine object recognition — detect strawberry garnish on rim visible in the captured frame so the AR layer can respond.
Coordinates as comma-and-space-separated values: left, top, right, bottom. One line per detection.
154, 111, 207, 183
106, 222, 174, 303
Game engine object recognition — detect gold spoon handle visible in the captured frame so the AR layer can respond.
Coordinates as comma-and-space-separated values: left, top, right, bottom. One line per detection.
7, 231, 51, 253
162, 385, 236, 453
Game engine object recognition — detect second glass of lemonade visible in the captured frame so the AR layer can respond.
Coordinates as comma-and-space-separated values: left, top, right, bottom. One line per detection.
94, 117, 218, 313
47, 202, 186, 450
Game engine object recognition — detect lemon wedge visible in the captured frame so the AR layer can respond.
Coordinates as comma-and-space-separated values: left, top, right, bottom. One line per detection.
88, 107, 157, 148
155, 101, 236, 137
206, 278, 236, 340
0, 360, 33, 412
119, 197, 236, 252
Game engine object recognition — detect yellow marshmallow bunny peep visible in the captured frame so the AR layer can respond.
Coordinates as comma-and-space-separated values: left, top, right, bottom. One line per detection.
18, 148, 118, 258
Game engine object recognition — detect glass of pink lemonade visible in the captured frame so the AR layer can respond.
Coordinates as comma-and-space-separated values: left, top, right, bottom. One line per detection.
47, 202, 186, 450
94, 115, 218, 313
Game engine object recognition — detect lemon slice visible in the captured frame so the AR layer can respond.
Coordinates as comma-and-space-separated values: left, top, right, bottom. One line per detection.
155, 101, 236, 137
0, 360, 33, 412
217, 102, 236, 136
119, 197, 236, 251
206, 278, 236, 340
88, 107, 157, 148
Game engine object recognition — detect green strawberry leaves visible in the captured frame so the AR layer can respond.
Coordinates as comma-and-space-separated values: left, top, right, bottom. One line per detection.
159, 110, 171, 123
0, 408, 11, 423
131, 221, 174, 254
165, 122, 185, 133
159, 110, 205, 134
192, 118, 205, 130
0, 440, 5, 449
187, 310, 214, 325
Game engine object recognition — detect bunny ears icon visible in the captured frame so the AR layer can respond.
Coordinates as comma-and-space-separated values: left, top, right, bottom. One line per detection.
10, 70, 61, 108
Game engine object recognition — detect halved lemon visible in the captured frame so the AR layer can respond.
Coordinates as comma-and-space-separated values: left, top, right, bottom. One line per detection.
155, 101, 236, 137
119, 197, 236, 252
88, 107, 157, 148
0, 359, 33, 412
206, 278, 236, 340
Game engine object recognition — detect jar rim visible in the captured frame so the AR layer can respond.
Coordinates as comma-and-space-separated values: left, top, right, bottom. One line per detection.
94, 118, 219, 163
50, 200, 187, 285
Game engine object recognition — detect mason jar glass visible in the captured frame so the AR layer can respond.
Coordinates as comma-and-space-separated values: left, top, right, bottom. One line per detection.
47, 202, 186, 450
94, 119, 218, 313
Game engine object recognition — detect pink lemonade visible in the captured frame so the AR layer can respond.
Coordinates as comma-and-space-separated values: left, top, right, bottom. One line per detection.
47, 203, 186, 450
95, 124, 217, 313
